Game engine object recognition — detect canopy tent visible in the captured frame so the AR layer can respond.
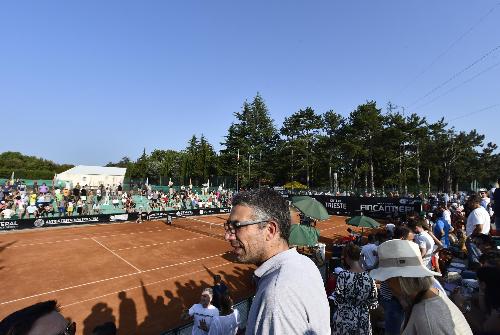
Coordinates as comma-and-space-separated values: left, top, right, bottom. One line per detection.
283, 181, 308, 189
55, 165, 126, 189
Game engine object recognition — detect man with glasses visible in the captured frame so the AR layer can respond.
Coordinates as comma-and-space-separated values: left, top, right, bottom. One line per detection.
0, 300, 76, 335
225, 188, 330, 335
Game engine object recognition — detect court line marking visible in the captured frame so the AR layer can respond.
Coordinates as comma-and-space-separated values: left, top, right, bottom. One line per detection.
0, 252, 229, 306
91, 237, 142, 273
112, 236, 205, 251
5, 228, 178, 248
61, 261, 233, 308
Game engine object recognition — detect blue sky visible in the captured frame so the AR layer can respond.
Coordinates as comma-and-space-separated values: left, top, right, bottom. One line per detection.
1, 1, 499, 165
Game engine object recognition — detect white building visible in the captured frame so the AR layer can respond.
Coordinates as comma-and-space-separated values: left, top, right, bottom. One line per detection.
56, 165, 127, 189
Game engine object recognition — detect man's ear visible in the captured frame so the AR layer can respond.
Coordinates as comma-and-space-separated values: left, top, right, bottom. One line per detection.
265, 220, 280, 241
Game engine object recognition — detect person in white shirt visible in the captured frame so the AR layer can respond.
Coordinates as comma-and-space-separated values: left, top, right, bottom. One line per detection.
208, 294, 240, 335
1, 206, 14, 219
409, 220, 435, 270
466, 195, 491, 237
360, 234, 378, 270
182, 288, 219, 335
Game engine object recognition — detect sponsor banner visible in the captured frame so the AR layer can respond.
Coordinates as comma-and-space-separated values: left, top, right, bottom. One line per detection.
311, 196, 421, 218
110, 214, 130, 222
0, 220, 19, 230
0, 208, 232, 231
147, 212, 171, 221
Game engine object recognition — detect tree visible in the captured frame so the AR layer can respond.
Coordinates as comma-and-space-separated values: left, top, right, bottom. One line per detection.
220, 93, 280, 187
281, 107, 323, 188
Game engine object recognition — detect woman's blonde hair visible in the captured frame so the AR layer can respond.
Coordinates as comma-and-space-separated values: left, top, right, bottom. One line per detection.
398, 276, 433, 297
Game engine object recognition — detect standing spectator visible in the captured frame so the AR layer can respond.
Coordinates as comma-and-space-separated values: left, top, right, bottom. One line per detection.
433, 209, 453, 248
466, 195, 491, 237
76, 199, 83, 216
360, 234, 378, 270
224, 188, 330, 335
67, 201, 74, 216
39, 183, 48, 194
208, 294, 240, 335
370, 240, 472, 334
211, 275, 228, 310
331, 243, 378, 335
80, 186, 87, 202
57, 198, 66, 217
408, 219, 435, 270
492, 178, 500, 229
73, 184, 80, 200
181, 288, 219, 335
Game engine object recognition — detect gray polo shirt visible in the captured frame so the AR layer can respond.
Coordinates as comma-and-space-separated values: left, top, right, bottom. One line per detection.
245, 248, 331, 335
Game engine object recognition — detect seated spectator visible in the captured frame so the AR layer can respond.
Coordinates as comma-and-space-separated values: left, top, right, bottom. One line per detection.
26, 204, 38, 218
370, 240, 472, 334
1, 205, 14, 219
0, 300, 76, 335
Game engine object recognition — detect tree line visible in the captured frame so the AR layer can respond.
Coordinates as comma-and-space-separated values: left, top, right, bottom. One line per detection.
0, 152, 74, 180
114, 93, 499, 194
3, 93, 498, 193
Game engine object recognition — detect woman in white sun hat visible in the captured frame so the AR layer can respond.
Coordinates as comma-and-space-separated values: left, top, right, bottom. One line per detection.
370, 239, 472, 335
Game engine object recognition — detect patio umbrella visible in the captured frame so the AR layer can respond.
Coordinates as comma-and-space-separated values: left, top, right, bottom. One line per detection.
291, 196, 330, 221
346, 215, 380, 229
288, 224, 320, 246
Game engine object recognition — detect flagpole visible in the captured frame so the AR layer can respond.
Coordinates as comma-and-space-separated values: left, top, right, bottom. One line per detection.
236, 149, 239, 192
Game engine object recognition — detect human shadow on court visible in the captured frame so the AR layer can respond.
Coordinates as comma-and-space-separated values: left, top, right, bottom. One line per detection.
0, 241, 16, 271
137, 280, 172, 334
82, 302, 116, 335
118, 291, 137, 335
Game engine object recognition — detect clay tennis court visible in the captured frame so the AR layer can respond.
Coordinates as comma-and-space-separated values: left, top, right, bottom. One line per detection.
0, 214, 350, 335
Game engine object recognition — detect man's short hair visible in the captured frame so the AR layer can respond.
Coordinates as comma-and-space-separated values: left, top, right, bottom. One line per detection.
468, 194, 482, 206
0, 300, 59, 335
232, 188, 291, 242
342, 242, 361, 261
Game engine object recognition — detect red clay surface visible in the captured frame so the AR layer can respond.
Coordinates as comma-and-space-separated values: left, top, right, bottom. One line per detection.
0, 214, 352, 335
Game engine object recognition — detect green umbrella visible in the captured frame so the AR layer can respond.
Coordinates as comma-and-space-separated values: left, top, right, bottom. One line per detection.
288, 224, 320, 246
346, 215, 380, 228
291, 196, 330, 221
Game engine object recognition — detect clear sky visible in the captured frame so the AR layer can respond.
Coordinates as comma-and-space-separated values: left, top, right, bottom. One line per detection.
1, 1, 499, 165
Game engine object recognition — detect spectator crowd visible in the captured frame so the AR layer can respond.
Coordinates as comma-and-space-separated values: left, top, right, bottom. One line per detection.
0, 180, 233, 220
1, 185, 499, 335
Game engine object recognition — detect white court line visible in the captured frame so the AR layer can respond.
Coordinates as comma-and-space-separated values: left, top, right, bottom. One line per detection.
91, 237, 142, 273
6, 228, 176, 249
62, 261, 233, 308
178, 216, 224, 228
113, 236, 205, 251
0, 252, 229, 306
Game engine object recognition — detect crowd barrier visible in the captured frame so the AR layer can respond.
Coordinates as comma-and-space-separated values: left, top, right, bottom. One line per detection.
0, 208, 231, 231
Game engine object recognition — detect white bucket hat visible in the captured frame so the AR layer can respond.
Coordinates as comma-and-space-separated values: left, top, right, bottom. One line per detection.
369, 240, 440, 281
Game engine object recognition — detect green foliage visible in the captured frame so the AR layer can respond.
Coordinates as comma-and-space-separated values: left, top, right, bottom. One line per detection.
0, 151, 73, 179
4, 95, 499, 192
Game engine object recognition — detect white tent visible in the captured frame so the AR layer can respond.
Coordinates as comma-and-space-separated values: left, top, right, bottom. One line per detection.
56, 165, 127, 189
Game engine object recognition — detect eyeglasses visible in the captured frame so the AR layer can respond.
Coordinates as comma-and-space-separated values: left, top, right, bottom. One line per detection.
224, 219, 268, 235
55, 321, 76, 335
